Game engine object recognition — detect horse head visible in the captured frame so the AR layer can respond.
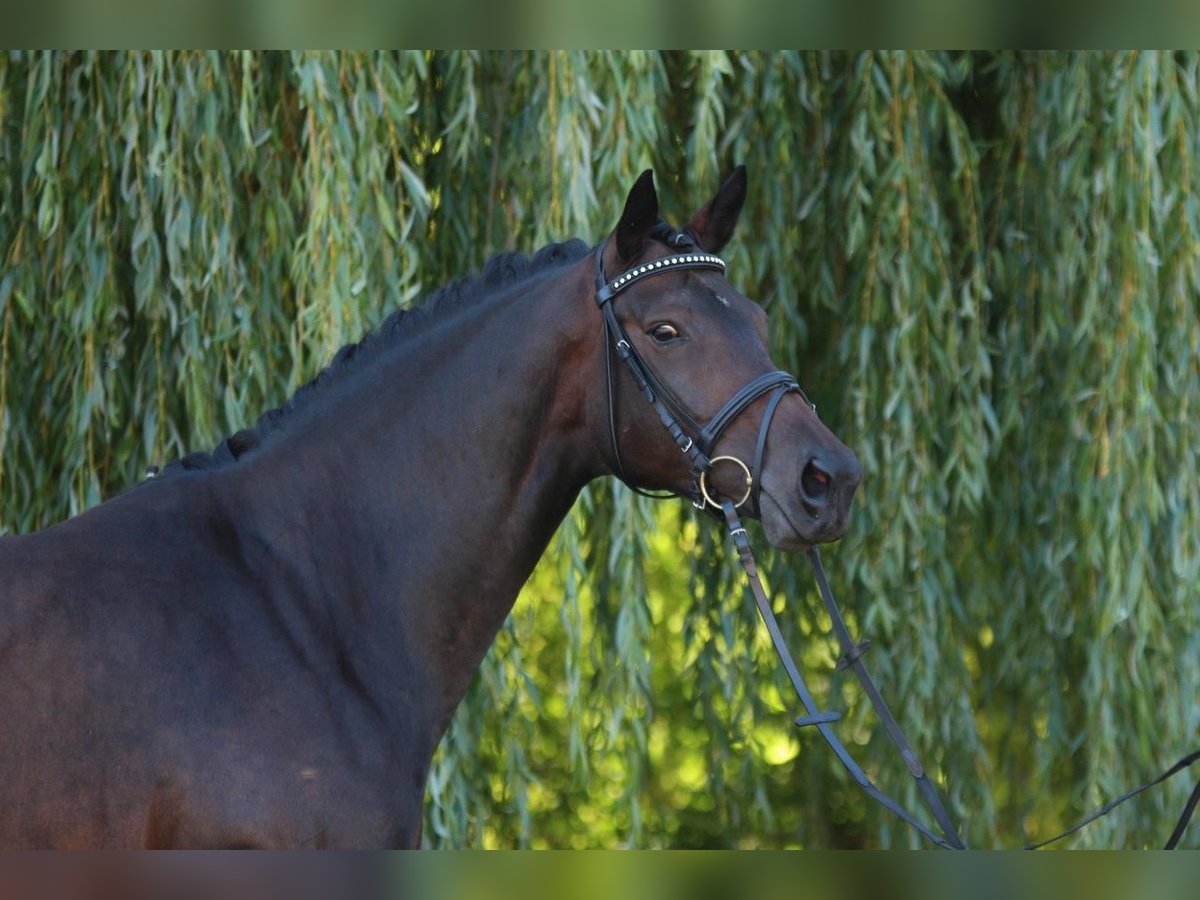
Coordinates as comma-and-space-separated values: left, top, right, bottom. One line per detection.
593, 168, 861, 547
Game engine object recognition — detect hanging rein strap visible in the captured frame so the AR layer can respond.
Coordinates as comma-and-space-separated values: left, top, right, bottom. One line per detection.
720, 500, 965, 849
806, 542, 967, 845
722, 500, 1200, 849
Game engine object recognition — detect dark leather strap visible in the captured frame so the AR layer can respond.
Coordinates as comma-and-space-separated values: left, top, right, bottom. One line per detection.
750, 385, 790, 517
1167, 776, 1200, 849
595, 251, 726, 305
599, 301, 711, 475
696, 370, 798, 454
806, 544, 966, 846
720, 501, 963, 849
594, 243, 807, 504
1024, 747, 1200, 849
729, 495, 1200, 848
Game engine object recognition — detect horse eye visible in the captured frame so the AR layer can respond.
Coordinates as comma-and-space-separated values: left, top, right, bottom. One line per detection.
649, 323, 679, 344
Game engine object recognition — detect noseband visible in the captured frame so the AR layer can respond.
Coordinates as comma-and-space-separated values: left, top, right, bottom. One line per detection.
593, 237, 808, 513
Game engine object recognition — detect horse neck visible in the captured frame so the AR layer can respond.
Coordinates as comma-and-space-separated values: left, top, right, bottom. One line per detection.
228, 259, 604, 733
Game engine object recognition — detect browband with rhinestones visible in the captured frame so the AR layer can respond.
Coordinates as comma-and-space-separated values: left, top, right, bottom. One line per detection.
594, 253, 726, 305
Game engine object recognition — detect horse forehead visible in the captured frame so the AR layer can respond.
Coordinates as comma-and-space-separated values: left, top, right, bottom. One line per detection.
622, 262, 763, 333
687, 283, 764, 332
637, 274, 743, 314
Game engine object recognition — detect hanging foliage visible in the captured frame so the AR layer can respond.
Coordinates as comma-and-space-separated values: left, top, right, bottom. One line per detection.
1, 51, 1197, 848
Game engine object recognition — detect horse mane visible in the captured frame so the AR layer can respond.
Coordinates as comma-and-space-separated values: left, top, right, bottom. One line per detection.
154, 238, 592, 479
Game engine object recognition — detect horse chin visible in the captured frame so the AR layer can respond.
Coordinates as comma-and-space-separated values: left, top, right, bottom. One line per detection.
758, 489, 815, 551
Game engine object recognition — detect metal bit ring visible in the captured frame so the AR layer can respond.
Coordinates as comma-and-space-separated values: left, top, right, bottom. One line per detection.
699, 456, 753, 510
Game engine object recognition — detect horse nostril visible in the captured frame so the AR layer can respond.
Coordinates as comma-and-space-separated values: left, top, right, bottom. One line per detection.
802, 461, 831, 497
800, 460, 831, 517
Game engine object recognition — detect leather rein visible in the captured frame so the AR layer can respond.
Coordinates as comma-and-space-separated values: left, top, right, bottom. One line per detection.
594, 234, 1200, 849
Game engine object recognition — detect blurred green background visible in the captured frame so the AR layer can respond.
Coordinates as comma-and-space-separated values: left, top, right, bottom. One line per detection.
1, 51, 1197, 848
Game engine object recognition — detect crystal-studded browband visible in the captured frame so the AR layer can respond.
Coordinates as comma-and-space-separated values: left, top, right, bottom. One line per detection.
594, 253, 727, 305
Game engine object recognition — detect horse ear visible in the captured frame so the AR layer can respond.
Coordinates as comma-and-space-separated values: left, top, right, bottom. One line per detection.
685, 165, 747, 253
614, 169, 659, 263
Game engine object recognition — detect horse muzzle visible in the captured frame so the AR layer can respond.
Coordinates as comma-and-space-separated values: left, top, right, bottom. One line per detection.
759, 442, 861, 548
796, 448, 862, 540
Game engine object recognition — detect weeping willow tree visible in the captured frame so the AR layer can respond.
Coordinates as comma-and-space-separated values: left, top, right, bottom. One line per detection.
1, 51, 1197, 848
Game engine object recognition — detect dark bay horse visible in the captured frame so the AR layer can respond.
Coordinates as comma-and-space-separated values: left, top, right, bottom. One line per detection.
0, 168, 860, 848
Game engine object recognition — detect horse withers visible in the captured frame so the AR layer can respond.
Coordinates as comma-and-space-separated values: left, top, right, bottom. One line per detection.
0, 168, 860, 848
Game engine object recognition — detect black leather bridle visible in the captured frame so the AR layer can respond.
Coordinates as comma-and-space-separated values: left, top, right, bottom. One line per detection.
593, 230, 1199, 849
593, 233, 805, 516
